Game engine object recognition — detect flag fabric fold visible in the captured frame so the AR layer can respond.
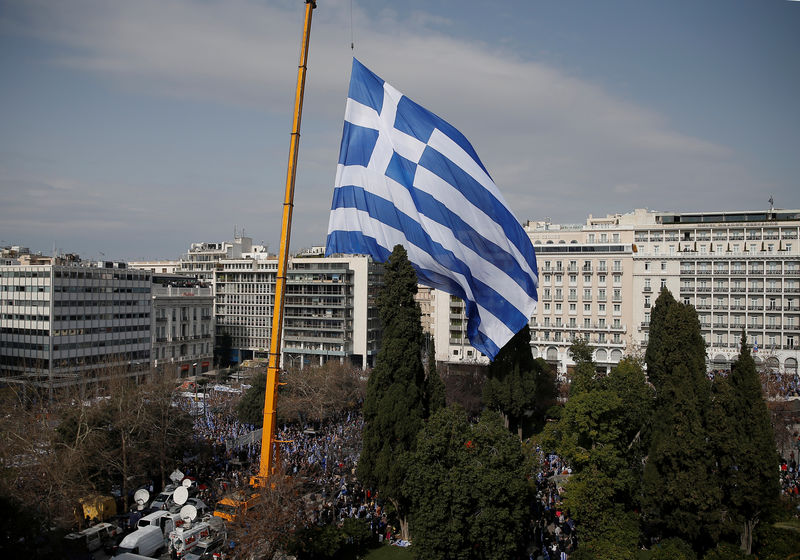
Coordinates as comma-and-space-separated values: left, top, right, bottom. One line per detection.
326, 58, 538, 360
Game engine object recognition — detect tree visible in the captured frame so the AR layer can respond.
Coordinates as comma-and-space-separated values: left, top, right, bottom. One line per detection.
424, 338, 446, 417
483, 325, 544, 438
642, 289, 722, 553
236, 362, 366, 427
542, 342, 653, 553
357, 245, 427, 541
710, 332, 780, 554
408, 406, 530, 560
568, 336, 597, 396
226, 465, 307, 560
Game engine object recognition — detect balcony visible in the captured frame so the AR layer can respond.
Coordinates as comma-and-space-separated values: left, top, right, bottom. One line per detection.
643, 286, 652, 293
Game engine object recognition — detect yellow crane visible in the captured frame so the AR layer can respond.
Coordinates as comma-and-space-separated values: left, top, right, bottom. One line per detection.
251, 0, 316, 488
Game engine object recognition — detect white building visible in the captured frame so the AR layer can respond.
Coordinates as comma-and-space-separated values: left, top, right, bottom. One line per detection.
432, 208, 800, 377
0, 261, 152, 387
179, 238, 384, 370
129, 260, 181, 275
150, 274, 214, 377
214, 253, 382, 369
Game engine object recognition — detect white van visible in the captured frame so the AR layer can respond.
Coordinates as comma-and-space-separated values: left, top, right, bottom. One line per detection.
150, 484, 177, 510
115, 525, 163, 557
137, 509, 177, 538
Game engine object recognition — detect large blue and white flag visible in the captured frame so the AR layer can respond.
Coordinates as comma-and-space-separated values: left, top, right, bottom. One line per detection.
326, 59, 538, 360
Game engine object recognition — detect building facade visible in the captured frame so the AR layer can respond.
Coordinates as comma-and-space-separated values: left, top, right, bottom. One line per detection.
432, 208, 800, 378
150, 274, 214, 377
0, 262, 152, 387
213, 254, 383, 369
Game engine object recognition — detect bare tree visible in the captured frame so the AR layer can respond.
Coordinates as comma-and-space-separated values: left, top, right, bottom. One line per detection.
225, 465, 307, 560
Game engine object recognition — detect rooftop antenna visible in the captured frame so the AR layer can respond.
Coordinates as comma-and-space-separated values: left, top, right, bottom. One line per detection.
769, 195, 774, 213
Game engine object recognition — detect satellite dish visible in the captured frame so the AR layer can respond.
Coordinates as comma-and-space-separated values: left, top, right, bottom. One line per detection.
133, 489, 150, 511
182, 478, 193, 488
179, 504, 198, 527
173, 486, 189, 506
170, 469, 185, 484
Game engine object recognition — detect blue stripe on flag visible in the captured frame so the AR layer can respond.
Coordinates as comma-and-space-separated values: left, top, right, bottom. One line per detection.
329, 186, 529, 329
418, 146, 537, 275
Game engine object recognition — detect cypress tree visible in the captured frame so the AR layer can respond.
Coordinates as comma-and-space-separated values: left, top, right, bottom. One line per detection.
357, 245, 426, 541
712, 332, 780, 553
642, 290, 722, 553
424, 338, 446, 416
482, 324, 540, 438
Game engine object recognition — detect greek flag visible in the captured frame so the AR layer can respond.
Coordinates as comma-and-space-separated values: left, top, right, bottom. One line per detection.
326, 59, 538, 360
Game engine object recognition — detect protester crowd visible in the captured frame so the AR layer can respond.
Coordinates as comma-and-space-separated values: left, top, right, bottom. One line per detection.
144, 377, 800, 560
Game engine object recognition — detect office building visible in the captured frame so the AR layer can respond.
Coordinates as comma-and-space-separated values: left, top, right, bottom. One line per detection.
150, 274, 214, 376
0, 261, 152, 387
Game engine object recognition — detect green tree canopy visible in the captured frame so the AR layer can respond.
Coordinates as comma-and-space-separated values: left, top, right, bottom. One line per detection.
709, 332, 780, 553
483, 325, 550, 438
642, 290, 722, 553
408, 406, 530, 560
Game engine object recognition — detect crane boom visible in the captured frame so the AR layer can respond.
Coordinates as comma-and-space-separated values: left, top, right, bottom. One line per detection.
251, 0, 316, 487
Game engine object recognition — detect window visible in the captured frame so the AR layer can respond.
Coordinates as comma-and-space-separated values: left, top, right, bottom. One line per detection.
661, 261, 667, 271
584, 318, 590, 328
644, 262, 650, 271
555, 303, 562, 312
645, 278, 651, 290
544, 303, 550, 312
661, 278, 667, 289
598, 304, 606, 313
645, 296, 651, 308
583, 274, 591, 284
584, 303, 591, 312
613, 304, 620, 314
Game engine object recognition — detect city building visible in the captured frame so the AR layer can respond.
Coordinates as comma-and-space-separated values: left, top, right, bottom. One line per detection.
432, 208, 800, 378
214, 253, 382, 369
129, 260, 181, 274
179, 235, 269, 281
150, 274, 214, 377
178, 238, 384, 370
0, 261, 152, 388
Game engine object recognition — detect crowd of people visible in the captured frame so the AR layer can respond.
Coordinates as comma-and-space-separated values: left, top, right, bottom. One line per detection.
151, 375, 800, 560
529, 450, 576, 560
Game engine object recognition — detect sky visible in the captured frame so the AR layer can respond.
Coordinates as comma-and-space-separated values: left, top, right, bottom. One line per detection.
1, 0, 798, 261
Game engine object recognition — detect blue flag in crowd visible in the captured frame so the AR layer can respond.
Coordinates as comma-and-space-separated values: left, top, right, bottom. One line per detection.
326, 58, 538, 360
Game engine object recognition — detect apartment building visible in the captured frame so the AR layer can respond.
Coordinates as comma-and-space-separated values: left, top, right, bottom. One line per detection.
432, 208, 800, 378
179, 236, 269, 281
150, 274, 214, 376
0, 261, 152, 387
180, 237, 384, 369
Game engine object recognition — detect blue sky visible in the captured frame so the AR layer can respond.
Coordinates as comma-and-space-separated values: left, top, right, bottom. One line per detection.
1, 0, 798, 261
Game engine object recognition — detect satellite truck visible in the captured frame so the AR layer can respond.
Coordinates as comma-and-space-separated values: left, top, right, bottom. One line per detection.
169, 481, 226, 558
